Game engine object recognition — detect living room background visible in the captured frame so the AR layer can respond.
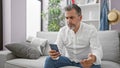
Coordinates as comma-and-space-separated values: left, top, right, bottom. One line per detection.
1, 0, 120, 50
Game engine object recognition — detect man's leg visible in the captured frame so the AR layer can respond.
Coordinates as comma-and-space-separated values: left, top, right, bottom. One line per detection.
91, 64, 101, 68
44, 56, 81, 68
44, 56, 101, 68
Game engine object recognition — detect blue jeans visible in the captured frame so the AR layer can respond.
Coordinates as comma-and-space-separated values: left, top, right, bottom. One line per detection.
44, 56, 101, 68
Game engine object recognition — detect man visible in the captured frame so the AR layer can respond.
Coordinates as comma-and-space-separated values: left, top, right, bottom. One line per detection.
44, 4, 103, 68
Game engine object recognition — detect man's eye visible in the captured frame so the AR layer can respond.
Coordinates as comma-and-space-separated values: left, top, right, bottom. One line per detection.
65, 17, 74, 19
70, 17, 74, 19
65, 17, 68, 19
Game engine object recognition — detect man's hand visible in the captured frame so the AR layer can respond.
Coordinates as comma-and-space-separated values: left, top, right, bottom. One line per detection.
80, 53, 96, 68
49, 50, 61, 59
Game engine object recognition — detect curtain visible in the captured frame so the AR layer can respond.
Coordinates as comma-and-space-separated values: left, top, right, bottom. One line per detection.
100, 0, 109, 30
0, 0, 3, 50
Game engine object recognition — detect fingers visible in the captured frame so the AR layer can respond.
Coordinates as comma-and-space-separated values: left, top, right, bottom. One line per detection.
49, 50, 56, 56
88, 53, 93, 57
88, 53, 96, 63
80, 53, 95, 68
80, 59, 93, 68
80, 59, 86, 65
49, 50, 56, 53
49, 50, 58, 56
52, 53, 60, 58
80, 59, 91, 64
49, 50, 61, 59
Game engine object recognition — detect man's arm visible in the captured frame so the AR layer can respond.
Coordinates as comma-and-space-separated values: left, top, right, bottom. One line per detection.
49, 28, 65, 60
55, 28, 66, 56
80, 26, 103, 68
80, 53, 96, 68
89, 28, 103, 65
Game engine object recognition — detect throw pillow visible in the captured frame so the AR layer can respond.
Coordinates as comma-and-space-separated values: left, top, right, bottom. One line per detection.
27, 36, 48, 55
5, 42, 41, 59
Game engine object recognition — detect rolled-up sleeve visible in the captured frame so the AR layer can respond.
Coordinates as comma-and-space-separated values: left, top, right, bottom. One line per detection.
90, 28, 103, 65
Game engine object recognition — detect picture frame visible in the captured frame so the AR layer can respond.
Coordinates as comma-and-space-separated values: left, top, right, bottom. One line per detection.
87, 0, 97, 4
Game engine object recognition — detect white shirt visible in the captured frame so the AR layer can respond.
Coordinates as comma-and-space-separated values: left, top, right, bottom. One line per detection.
55, 22, 103, 65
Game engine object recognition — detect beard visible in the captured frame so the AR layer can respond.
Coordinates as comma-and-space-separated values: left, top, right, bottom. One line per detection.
67, 22, 76, 30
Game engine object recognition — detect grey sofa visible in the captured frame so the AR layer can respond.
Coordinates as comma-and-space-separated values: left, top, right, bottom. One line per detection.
0, 31, 120, 68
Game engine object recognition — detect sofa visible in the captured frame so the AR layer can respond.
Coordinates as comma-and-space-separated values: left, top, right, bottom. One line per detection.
0, 30, 120, 68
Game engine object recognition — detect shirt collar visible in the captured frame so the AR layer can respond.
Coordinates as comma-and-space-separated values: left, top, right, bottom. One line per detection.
77, 22, 83, 33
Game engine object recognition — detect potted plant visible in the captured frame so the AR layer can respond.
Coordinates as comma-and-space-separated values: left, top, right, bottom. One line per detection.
42, 0, 65, 31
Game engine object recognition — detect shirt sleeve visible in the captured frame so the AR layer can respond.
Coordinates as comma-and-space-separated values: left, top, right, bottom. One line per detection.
90, 27, 103, 65
55, 28, 66, 56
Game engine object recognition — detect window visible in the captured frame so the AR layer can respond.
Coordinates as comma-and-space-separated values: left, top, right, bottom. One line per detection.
26, 0, 41, 38
41, 0, 67, 31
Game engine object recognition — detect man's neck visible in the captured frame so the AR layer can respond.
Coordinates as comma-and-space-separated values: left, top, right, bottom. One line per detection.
73, 23, 80, 33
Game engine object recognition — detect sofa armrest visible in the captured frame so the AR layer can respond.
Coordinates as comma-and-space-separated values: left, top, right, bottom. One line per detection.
0, 50, 17, 68
0, 50, 16, 60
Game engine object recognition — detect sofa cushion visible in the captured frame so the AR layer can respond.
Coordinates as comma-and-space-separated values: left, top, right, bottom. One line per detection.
5, 56, 120, 68
5, 42, 41, 59
5, 56, 47, 68
5, 63, 26, 68
98, 31, 120, 63
101, 61, 120, 68
5, 56, 80, 68
36, 32, 58, 56
37, 32, 58, 43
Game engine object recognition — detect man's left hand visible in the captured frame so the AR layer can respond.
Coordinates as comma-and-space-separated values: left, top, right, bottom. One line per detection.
80, 53, 96, 68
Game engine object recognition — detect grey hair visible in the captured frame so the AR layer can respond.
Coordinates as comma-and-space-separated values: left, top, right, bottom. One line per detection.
64, 4, 82, 16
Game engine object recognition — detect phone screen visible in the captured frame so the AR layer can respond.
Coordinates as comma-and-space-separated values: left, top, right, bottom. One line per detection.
49, 44, 59, 52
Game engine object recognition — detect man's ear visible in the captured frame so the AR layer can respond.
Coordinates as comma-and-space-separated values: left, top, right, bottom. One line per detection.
79, 16, 82, 21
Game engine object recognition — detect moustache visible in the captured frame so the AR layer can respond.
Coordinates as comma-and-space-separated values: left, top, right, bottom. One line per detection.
67, 22, 74, 27
67, 22, 75, 29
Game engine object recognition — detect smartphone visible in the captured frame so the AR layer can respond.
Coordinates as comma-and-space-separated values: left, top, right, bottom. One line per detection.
49, 44, 59, 52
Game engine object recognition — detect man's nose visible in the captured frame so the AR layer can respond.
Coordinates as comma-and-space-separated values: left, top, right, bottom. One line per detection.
67, 18, 71, 22
67, 20, 72, 25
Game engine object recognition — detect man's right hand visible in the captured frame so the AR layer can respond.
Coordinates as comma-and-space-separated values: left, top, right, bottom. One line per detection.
49, 50, 61, 59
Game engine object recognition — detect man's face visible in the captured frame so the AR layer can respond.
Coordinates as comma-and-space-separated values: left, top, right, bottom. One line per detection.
65, 9, 82, 30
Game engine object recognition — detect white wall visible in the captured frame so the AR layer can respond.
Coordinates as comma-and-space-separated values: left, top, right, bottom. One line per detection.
11, 0, 26, 43
111, 0, 120, 32
2, 0, 26, 49
2, 0, 41, 48
26, 0, 41, 38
